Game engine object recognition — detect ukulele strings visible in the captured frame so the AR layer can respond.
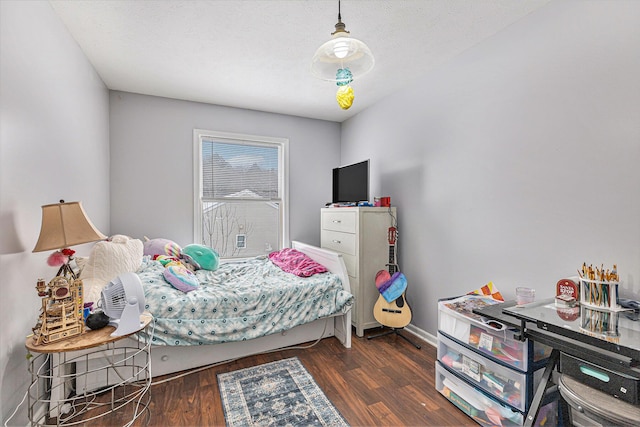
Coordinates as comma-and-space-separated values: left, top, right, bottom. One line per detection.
387, 206, 399, 269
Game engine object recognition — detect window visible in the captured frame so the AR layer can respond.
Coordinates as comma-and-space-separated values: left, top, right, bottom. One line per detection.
194, 129, 289, 259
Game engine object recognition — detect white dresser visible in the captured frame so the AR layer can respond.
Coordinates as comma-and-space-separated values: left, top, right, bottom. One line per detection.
321, 207, 397, 337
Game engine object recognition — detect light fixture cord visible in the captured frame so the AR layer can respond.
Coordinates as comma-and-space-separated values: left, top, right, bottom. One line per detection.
332, 0, 348, 35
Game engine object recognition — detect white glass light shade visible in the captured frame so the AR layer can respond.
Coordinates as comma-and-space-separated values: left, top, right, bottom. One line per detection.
311, 35, 375, 82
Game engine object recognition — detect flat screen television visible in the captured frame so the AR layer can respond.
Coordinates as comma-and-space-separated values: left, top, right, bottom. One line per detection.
332, 160, 369, 203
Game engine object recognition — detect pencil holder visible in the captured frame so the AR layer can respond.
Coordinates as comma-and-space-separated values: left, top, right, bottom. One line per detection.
580, 278, 619, 310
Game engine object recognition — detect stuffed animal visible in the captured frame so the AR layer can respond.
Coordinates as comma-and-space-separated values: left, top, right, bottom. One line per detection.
182, 244, 219, 271
143, 237, 182, 258
154, 255, 181, 267
163, 264, 198, 293
144, 238, 219, 291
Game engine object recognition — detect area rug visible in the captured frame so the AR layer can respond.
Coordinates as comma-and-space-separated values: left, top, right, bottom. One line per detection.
218, 357, 349, 426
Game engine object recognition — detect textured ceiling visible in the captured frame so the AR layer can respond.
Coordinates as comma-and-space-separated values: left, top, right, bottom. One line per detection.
50, 0, 551, 122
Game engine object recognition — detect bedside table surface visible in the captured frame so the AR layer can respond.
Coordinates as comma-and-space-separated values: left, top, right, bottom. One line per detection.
26, 311, 153, 353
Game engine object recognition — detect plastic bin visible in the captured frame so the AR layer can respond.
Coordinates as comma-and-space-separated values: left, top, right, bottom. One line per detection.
436, 362, 557, 427
438, 295, 551, 371
438, 332, 543, 412
436, 360, 524, 426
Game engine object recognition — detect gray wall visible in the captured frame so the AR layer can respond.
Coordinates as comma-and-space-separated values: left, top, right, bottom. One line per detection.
109, 92, 340, 247
0, 1, 110, 424
341, 0, 640, 336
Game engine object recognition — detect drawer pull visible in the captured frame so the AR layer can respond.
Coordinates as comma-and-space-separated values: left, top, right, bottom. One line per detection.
332, 220, 342, 223
332, 239, 341, 244
579, 365, 610, 382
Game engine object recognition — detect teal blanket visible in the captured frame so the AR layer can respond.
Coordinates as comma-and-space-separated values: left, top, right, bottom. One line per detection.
136, 256, 353, 346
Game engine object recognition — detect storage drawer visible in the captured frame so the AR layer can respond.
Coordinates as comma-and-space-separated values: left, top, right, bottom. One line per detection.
435, 361, 524, 426
560, 353, 640, 404
341, 253, 356, 278
321, 230, 356, 256
438, 295, 551, 371
438, 332, 543, 412
322, 210, 356, 233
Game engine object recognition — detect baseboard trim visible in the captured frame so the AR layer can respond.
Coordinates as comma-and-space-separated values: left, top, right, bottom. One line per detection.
404, 323, 437, 348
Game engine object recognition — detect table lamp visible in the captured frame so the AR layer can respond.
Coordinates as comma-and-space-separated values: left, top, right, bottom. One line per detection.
31, 200, 107, 345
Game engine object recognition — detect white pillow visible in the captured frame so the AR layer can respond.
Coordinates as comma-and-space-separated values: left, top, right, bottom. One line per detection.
75, 256, 88, 272
82, 277, 106, 307
80, 234, 143, 303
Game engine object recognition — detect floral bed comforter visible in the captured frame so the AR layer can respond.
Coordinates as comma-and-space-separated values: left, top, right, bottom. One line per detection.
135, 256, 353, 346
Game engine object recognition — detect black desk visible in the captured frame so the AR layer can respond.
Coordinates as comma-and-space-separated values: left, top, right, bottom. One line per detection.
474, 298, 640, 426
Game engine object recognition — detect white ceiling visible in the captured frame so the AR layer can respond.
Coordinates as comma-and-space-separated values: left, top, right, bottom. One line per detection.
50, 0, 551, 123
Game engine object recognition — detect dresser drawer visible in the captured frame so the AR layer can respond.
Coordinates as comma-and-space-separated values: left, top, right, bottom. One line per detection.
341, 253, 356, 278
321, 230, 356, 256
322, 210, 357, 233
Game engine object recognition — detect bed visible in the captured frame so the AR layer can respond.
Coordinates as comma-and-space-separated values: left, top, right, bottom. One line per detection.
79, 239, 353, 377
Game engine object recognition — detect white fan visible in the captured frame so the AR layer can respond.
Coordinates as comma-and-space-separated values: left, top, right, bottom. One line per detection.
100, 272, 145, 337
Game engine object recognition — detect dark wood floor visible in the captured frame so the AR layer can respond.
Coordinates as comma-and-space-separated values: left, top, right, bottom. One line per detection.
79, 327, 476, 426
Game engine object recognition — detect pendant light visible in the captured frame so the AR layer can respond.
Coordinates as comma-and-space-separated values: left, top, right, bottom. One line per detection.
311, 1, 374, 110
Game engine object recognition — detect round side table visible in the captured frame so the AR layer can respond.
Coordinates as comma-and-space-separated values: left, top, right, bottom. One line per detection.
26, 312, 153, 426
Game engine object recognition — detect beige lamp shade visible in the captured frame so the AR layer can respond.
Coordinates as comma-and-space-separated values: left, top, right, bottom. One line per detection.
33, 201, 107, 252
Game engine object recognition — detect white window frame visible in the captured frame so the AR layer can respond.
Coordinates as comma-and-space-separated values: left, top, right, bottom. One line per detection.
193, 129, 289, 258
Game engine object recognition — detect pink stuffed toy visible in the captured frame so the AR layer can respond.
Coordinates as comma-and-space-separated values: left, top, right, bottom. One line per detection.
143, 237, 182, 258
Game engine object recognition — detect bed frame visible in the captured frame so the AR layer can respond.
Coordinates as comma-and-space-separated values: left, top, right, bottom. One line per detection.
43, 241, 352, 421
124, 240, 352, 377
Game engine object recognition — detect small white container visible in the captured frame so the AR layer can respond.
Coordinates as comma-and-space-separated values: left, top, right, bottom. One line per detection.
580, 278, 620, 310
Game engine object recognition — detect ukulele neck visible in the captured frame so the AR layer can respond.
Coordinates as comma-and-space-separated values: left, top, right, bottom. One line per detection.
388, 242, 397, 274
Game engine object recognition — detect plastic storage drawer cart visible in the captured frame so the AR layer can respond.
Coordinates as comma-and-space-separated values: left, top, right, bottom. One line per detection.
436, 295, 555, 426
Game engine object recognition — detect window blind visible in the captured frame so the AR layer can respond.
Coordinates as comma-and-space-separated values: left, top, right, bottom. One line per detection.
202, 140, 279, 200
